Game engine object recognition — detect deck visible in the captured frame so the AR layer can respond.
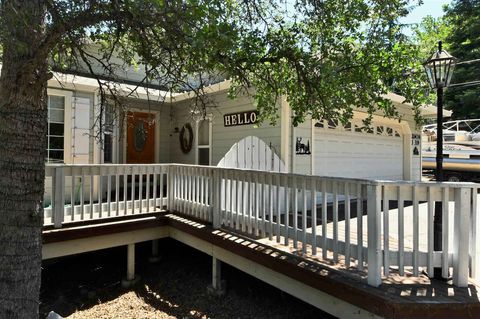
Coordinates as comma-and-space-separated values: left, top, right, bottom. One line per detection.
42, 163, 480, 318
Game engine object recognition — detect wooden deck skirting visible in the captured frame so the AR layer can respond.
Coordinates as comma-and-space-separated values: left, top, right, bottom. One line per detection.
42, 212, 167, 243
42, 212, 480, 319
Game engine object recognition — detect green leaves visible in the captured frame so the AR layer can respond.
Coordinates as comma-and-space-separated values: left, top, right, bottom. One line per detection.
45, 0, 428, 127
412, 1, 480, 120
222, 0, 428, 126
443, 0, 480, 119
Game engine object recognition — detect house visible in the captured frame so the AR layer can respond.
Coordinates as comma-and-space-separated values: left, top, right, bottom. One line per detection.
42, 63, 445, 209
46, 72, 427, 173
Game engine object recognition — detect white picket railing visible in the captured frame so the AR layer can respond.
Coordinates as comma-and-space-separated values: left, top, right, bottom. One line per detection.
44, 163, 480, 288
44, 164, 170, 227
168, 165, 213, 223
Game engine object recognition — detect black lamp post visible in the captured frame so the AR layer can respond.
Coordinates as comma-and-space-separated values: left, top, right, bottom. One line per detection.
423, 41, 457, 279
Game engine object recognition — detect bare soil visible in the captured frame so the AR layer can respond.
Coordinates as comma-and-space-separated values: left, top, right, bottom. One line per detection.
40, 239, 333, 319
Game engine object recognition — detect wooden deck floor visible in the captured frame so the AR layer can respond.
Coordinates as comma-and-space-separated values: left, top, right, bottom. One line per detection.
168, 212, 480, 318
252, 201, 480, 303
257, 235, 480, 302
43, 211, 480, 318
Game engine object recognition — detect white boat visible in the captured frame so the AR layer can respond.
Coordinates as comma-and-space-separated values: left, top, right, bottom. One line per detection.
422, 119, 480, 181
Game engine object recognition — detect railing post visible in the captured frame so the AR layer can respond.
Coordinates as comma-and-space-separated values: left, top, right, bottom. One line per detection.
471, 188, 480, 282
212, 168, 221, 228
53, 166, 65, 228
167, 165, 175, 212
367, 183, 382, 287
453, 187, 471, 287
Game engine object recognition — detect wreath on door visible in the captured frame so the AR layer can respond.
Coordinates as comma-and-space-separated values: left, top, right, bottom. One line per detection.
179, 123, 194, 154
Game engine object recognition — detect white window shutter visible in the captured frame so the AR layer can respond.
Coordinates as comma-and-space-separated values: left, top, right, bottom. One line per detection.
72, 97, 90, 164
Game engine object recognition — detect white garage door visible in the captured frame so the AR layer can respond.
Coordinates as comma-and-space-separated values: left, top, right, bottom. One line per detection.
314, 121, 404, 180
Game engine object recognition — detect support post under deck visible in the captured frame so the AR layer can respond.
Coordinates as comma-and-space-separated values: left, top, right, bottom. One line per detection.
212, 257, 221, 289
122, 243, 140, 287
149, 239, 161, 263
208, 256, 225, 295
127, 243, 135, 280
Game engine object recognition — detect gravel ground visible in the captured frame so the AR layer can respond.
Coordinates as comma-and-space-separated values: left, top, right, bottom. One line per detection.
40, 239, 333, 319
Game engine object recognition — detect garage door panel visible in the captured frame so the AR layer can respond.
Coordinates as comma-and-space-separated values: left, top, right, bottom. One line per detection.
314, 128, 403, 180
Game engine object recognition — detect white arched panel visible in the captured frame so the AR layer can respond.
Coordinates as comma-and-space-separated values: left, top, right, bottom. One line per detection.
217, 135, 286, 172
218, 136, 287, 219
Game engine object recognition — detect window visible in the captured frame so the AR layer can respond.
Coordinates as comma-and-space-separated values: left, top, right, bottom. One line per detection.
327, 119, 338, 129
103, 134, 113, 163
198, 148, 210, 165
46, 95, 65, 163
197, 118, 211, 165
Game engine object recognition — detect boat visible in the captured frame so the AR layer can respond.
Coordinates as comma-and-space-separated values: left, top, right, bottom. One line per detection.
422, 119, 480, 181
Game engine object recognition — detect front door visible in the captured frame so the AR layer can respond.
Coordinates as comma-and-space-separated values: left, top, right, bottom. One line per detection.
127, 112, 155, 163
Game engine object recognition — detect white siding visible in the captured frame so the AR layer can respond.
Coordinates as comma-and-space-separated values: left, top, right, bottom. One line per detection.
411, 131, 422, 181
170, 91, 282, 166
412, 155, 422, 180
291, 118, 313, 175
158, 103, 171, 163
169, 102, 197, 164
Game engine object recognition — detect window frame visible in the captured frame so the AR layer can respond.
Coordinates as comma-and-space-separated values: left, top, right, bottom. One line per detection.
46, 89, 73, 163
195, 116, 212, 166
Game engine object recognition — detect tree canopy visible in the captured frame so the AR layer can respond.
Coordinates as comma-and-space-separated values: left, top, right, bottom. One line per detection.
413, 0, 480, 119
42, 0, 427, 127
412, 15, 452, 58
443, 0, 480, 119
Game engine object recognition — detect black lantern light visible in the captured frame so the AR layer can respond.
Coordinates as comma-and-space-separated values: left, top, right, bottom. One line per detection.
423, 41, 456, 279
424, 42, 457, 89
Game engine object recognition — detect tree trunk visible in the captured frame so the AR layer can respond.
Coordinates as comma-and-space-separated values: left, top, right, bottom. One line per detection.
0, 1, 48, 317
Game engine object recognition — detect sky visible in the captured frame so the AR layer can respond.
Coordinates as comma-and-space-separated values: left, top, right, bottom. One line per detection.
402, 0, 452, 25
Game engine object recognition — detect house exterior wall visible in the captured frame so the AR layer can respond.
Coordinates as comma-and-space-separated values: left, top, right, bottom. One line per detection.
168, 100, 197, 164
158, 104, 172, 163
291, 118, 313, 175
287, 102, 422, 181
170, 91, 282, 166
45, 76, 422, 185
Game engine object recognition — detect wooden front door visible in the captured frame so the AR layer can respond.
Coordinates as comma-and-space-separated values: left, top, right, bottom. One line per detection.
127, 112, 155, 163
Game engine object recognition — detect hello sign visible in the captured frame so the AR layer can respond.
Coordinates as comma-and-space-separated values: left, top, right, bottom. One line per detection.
223, 110, 258, 127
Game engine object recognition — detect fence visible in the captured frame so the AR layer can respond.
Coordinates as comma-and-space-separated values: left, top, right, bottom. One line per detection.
45, 163, 480, 288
